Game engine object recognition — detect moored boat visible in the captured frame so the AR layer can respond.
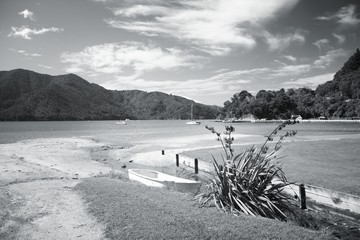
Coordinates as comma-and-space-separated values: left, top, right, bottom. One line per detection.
186, 104, 201, 125
115, 120, 127, 125
186, 121, 201, 125
128, 169, 202, 194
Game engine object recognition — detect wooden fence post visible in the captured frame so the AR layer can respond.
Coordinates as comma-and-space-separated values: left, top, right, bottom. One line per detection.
176, 154, 179, 167
299, 183, 307, 209
194, 158, 198, 174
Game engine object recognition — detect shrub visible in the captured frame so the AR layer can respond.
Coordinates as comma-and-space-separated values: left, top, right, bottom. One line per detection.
196, 120, 298, 221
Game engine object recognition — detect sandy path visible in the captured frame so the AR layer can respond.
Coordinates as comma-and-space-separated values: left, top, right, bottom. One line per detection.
6, 180, 105, 240
0, 138, 111, 240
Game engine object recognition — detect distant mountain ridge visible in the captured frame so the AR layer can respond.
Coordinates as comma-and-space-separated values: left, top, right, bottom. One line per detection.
0, 69, 220, 121
3, 49, 359, 121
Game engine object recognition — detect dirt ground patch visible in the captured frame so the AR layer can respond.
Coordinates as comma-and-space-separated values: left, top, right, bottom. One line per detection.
0, 138, 112, 239
1, 179, 106, 240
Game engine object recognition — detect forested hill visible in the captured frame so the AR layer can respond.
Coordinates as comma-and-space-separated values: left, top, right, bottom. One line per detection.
2, 49, 359, 121
222, 49, 360, 120
0, 69, 220, 121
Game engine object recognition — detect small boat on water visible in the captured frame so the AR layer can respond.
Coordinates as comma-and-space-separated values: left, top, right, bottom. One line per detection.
115, 120, 128, 125
186, 104, 201, 125
128, 169, 202, 194
186, 121, 201, 125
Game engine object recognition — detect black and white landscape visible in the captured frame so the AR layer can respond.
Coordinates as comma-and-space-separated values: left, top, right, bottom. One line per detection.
1, 1, 360, 240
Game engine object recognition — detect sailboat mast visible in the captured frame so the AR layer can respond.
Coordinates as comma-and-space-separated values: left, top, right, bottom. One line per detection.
186, 103, 200, 125
190, 104, 193, 120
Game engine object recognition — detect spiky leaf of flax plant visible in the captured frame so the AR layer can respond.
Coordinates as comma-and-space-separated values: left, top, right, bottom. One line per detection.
197, 120, 299, 221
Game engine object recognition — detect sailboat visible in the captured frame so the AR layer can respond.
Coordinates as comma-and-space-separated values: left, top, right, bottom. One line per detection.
186, 104, 201, 125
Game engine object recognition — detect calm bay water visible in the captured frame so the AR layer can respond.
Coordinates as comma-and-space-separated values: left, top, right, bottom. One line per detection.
0, 120, 359, 194
1, 120, 359, 144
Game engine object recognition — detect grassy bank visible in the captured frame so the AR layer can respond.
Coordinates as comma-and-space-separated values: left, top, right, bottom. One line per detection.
75, 177, 331, 240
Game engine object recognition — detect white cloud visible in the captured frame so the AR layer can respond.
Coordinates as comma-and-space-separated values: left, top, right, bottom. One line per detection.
313, 49, 347, 68
106, 0, 300, 55
203, 49, 347, 82
18, 9, 35, 21
316, 4, 360, 26
8, 26, 63, 40
273, 49, 346, 77
102, 70, 251, 97
65, 67, 84, 73
283, 55, 297, 62
313, 38, 331, 52
38, 64, 53, 69
282, 73, 334, 88
113, 5, 168, 17
9, 48, 41, 57
270, 64, 311, 78
61, 42, 204, 75
212, 68, 231, 74
265, 30, 305, 52
332, 33, 346, 45
99, 48, 347, 100
208, 68, 270, 81
213, 62, 309, 80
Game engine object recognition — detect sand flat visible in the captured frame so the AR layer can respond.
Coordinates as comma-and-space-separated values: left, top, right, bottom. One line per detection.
0, 138, 112, 179
0, 137, 112, 239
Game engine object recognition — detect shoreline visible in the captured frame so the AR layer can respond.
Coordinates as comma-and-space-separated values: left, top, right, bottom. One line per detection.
0, 118, 360, 123
222, 119, 360, 123
1, 134, 359, 193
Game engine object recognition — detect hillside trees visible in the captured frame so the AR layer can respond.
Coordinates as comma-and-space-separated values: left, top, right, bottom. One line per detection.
222, 49, 360, 120
0, 69, 220, 120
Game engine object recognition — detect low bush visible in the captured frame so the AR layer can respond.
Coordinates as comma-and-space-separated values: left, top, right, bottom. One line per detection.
196, 120, 298, 221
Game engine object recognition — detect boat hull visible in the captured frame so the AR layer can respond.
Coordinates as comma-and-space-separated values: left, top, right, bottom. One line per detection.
128, 169, 202, 194
186, 121, 201, 125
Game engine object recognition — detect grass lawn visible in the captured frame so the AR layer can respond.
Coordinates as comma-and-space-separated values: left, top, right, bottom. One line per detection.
75, 177, 331, 240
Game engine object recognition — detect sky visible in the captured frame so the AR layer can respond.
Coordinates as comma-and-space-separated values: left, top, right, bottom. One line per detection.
0, 0, 359, 106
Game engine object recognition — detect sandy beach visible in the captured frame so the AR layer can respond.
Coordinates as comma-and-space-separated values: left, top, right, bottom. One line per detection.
0, 137, 116, 239
0, 135, 205, 239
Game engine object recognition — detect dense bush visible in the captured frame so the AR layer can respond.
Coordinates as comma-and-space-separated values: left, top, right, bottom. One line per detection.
222, 49, 360, 119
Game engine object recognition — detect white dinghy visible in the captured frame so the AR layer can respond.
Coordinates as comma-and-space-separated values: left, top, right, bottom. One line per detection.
128, 169, 202, 194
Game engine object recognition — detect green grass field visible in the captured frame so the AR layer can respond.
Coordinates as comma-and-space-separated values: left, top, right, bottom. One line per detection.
75, 178, 333, 240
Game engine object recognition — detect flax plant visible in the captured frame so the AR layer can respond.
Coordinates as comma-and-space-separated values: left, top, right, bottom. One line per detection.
196, 120, 298, 221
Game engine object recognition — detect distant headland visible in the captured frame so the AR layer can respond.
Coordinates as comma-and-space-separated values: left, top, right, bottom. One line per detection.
220, 49, 360, 121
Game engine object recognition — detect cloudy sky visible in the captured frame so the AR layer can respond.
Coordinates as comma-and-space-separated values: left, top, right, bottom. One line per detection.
1, 0, 359, 105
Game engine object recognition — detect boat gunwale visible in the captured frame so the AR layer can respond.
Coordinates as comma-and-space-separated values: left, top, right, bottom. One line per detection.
128, 169, 199, 184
